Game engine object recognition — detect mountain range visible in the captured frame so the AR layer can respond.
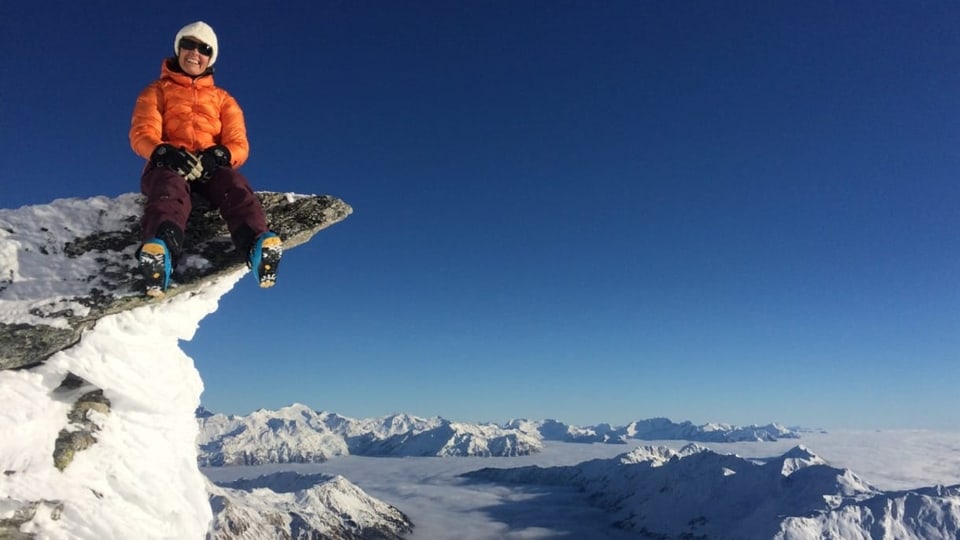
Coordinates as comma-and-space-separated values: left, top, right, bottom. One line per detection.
196, 403, 801, 466
200, 405, 960, 539
463, 443, 960, 539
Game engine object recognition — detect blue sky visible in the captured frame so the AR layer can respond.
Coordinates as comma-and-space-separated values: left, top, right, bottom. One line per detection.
3, 1, 959, 429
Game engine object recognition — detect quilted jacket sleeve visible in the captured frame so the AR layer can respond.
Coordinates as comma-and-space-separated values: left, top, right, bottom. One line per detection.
129, 83, 164, 160
218, 92, 250, 167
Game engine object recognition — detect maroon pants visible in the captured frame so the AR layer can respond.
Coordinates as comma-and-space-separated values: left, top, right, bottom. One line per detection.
140, 165, 268, 252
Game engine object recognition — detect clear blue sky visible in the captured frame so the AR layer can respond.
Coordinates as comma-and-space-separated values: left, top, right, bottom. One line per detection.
4, 1, 959, 430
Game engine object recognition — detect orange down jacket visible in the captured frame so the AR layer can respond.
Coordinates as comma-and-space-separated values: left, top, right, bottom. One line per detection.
130, 59, 249, 167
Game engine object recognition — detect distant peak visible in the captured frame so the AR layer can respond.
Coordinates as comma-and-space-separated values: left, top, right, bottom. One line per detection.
778, 445, 828, 477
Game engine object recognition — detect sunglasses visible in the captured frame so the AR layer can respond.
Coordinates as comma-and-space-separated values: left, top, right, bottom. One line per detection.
179, 38, 213, 57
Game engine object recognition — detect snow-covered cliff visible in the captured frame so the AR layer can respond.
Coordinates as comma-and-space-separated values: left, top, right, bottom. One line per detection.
0, 193, 411, 539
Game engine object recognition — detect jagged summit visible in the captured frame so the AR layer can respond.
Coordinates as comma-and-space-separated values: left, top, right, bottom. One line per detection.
0, 191, 352, 371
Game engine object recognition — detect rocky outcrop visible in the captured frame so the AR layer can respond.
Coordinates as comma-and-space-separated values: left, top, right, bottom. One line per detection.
0, 500, 64, 539
51, 374, 112, 471
0, 192, 352, 371
0, 192, 379, 540
1, 192, 351, 475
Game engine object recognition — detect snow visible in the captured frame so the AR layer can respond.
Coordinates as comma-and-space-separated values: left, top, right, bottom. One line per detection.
0, 269, 244, 538
0, 196, 247, 539
0, 195, 145, 326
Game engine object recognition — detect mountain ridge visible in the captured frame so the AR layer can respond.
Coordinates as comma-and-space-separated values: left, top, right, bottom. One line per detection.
462, 443, 960, 539
197, 402, 803, 465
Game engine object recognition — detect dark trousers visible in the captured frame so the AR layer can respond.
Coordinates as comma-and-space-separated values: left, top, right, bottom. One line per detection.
140, 165, 268, 254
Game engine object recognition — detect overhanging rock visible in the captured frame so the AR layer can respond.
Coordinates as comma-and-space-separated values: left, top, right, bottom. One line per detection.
0, 192, 352, 371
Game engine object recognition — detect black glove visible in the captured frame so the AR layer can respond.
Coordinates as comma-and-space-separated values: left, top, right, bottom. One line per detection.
151, 144, 201, 180
197, 145, 232, 179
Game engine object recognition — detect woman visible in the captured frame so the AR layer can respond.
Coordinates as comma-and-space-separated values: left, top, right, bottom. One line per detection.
130, 21, 281, 297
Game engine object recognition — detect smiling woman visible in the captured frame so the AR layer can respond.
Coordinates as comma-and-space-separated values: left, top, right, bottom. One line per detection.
177, 37, 213, 76
174, 20, 217, 75
129, 20, 282, 298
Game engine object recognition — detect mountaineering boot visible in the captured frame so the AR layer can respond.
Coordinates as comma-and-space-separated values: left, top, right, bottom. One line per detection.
248, 232, 283, 288
154, 221, 184, 268
138, 238, 172, 297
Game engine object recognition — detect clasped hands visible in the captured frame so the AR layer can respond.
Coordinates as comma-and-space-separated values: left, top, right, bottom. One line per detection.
150, 144, 232, 181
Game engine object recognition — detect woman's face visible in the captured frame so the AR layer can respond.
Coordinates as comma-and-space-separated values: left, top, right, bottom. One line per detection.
177, 37, 212, 76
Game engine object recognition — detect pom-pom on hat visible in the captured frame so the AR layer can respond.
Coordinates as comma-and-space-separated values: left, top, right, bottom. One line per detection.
174, 21, 218, 66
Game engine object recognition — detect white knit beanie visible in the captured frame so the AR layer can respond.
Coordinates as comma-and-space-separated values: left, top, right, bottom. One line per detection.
174, 21, 219, 66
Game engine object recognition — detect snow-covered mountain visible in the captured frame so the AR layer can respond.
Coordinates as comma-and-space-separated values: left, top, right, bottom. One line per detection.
0, 194, 420, 540
197, 404, 544, 465
505, 416, 799, 443
208, 472, 412, 539
197, 406, 801, 465
463, 443, 960, 539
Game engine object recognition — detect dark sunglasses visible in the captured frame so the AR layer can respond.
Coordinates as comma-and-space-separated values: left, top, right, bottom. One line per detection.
179, 38, 213, 57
